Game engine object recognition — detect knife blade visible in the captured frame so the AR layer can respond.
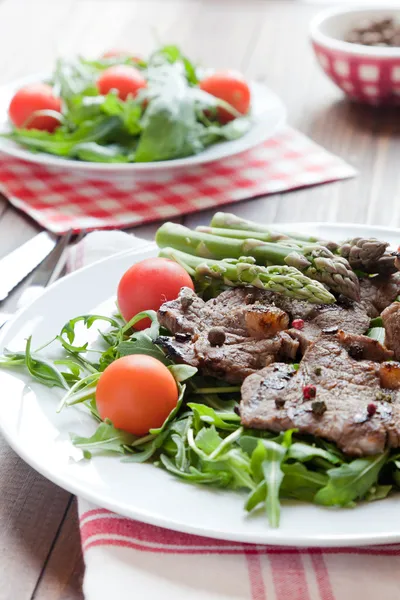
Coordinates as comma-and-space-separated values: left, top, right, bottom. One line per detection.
15, 230, 74, 309
0, 232, 57, 302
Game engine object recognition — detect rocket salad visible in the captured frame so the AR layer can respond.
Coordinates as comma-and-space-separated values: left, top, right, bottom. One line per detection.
2, 218, 400, 529
4, 46, 252, 163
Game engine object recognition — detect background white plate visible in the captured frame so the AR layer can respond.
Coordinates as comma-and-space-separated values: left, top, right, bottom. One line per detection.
1, 223, 400, 547
0, 73, 286, 179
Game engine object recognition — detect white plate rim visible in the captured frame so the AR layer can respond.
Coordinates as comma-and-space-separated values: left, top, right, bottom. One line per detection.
2, 222, 400, 548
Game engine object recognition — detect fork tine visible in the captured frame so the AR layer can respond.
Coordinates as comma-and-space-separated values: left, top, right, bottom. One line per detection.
47, 229, 87, 286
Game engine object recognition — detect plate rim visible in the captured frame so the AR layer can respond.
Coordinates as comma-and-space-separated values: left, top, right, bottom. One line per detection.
0, 72, 286, 173
2, 222, 400, 548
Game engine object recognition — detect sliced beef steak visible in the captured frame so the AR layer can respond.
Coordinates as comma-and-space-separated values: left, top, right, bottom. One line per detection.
382, 302, 400, 360
359, 272, 400, 317
157, 287, 370, 382
240, 332, 399, 456
157, 287, 297, 383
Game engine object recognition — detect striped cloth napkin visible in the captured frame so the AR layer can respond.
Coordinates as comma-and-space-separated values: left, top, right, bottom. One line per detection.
68, 231, 400, 600
0, 126, 355, 234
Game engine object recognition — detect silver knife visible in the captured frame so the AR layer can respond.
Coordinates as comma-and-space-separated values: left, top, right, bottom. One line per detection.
0, 232, 57, 302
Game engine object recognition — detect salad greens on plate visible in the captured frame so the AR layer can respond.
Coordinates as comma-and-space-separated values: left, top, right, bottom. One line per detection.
0, 307, 396, 529
4, 45, 252, 163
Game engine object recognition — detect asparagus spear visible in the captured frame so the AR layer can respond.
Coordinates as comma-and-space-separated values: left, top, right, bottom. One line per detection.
159, 247, 336, 304
197, 226, 306, 249
156, 223, 360, 301
210, 212, 338, 251
338, 238, 397, 275
210, 213, 397, 276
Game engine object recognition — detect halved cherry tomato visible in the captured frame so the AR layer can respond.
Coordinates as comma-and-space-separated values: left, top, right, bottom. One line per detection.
117, 257, 194, 330
101, 49, 142, 63
96, 65, 147, 100
96, 354, 178, 436
199, 71, 251, 123
8, 83, 62, 131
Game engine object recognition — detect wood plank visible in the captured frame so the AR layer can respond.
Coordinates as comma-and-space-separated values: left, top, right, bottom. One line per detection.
0, 443, 71, 600
33, 500, 84, 600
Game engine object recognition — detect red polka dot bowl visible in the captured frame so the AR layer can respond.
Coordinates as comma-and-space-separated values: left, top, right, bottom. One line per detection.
310, 6, 400, 105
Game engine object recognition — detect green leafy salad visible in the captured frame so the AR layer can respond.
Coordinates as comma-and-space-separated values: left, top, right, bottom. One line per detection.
4, 46, 252, 163
1, 212, 400, 528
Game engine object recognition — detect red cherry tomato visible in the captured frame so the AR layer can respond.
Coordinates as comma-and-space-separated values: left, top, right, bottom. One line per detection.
96, 354, 178, 436
117, 257, 194, 330
101, 49, 142, 63
96, 65, 147, 100
8, 83, 62, 132
199, 71, 251, 123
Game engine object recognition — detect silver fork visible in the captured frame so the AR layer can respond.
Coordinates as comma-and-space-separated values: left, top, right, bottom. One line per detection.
0, 230, 86, 329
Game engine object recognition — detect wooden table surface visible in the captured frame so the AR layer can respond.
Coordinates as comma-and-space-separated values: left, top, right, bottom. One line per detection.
0, 0, 399, 598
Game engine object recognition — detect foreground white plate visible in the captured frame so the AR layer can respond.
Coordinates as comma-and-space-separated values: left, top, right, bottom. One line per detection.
0, 72, 285, 178
2, 223, 400, 547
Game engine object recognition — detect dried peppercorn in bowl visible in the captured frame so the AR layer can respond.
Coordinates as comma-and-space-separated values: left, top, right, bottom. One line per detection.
310, 7, 400, 105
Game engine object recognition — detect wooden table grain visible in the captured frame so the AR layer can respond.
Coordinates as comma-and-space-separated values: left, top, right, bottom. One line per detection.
0, 1, 399, 598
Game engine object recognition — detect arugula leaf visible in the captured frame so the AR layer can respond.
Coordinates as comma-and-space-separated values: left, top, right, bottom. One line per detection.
71, 419, 135, 456
151, 45, 199, 85
168, 364, 197, 383
288, 442, 342, 465
73, 142, 131, 163
195, 425, 222, 455
58, 314, 120, 353
135, 94, 203, 162
149, 383, 186, 435
122, 430, 169, 463
365, 484, 392, 502
188, 403, 240, 431
53, 57, 98, 107
117, 338, 168, 363
6, 116, 122, 157
262, 441, 287, 528
4, 337, 70, 389
245, 480, 267, 511
171, 433, 188, 471
159, 454, 230, 485
314, 452, 389, 507
250, 440, 287, 527
280, 463, 328, 502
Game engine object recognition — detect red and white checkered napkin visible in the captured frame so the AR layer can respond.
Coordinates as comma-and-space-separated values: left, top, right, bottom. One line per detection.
0, 127, 355, 234
70, 232, 397, 600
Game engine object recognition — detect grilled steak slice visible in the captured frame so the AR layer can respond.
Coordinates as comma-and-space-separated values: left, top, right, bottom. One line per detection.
382, 302, 400, 360
157, 288, 207, 335
359, 273, 400, 317
157, 287, 297, 383
157, 287, 370, 382
240, 332, 400, 456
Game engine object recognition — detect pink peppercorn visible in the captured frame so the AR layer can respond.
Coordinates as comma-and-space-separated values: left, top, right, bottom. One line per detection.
292, 319, 304, 330
367, 403, 377, 417
303, 385, 316, 400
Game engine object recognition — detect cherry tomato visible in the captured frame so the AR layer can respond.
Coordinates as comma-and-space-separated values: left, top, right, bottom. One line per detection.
96, 354, 178, 436
199, 71, 251, 123
96, 65, 147, 100
8, 83, 62, 131
101, 49, 142, 63
117, 257, 194, 330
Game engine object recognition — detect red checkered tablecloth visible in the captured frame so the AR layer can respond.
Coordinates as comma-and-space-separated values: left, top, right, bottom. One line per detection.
0, 127, 355, 234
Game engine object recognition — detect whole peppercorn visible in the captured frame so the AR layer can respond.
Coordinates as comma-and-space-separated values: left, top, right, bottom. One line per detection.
208, 327, 226, 347
311, 400, 327, 416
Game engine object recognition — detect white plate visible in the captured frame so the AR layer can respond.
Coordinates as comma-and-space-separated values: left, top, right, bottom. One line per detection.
2, 222, 400, 548
0, 73, 286, 179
